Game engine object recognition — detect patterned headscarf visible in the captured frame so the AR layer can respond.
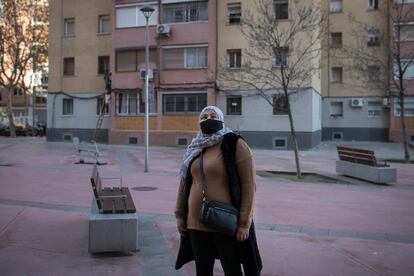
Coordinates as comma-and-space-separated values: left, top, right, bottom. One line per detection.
179, 106, 232, 178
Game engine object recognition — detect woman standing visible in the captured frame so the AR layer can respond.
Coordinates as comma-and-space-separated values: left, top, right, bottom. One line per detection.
175, 106, 262, 276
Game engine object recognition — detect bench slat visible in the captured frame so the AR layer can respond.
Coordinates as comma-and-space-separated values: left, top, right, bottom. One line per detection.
121, 187, 137, 213
337, 146, 380, 167
90, 164, 136, 214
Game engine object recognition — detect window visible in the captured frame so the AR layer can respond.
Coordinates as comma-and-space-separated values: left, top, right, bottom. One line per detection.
97, 97, 109, 115
35, 96, 47, 104
98, 15, 110, 34
332, 132, 343, 140
116, 4, 158, 28
63, 57, 75, 76
330, 101, 343, 117
64, 18, 75, 36
368, 0, 378, 10
62, 98, 73, 115
330, 67, 343, 82
368, 101, 381, 118
367, 30, 380, 46
273, 95, 288, 115
226, 96, 242, 115
163, 1, 208, 23
272, 47, 289, 68
163, 93, 206, 113
330, 32, 342, 48
330, 0, 343, 13
274, 0, 288, 20
368, 66, 380, 81
227, 3, 241, 24
177, 137, 188, 146
116, 92, 139, 115
394, 60, 414, 80
274, 138, 287, 148
395, 0, 414, 3
394, 97, 414, 117
115, 49, 156, 72
227, 49, 241, 69
129, 137, 138, 144
397, 23, 414, 41
98, 56, 110, 75
13, 88, 23, 96
163, 46, 208, 69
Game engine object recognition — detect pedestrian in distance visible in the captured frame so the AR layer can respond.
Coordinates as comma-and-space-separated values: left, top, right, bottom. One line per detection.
175, 105, 262, 276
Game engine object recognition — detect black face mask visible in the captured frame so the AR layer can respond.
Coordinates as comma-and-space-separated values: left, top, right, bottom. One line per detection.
200, 119, 223, 134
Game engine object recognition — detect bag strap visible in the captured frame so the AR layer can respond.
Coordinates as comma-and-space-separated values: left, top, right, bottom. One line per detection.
199, 150, 208, 202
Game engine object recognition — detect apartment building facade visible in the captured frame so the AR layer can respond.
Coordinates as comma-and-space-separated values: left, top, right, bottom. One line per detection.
389, 0, 414, 143
321, 0, 390, 142
47, 0, 112, 142
109, 0, 217, 146
47, 0, 408, 148
216, 0, 322, 149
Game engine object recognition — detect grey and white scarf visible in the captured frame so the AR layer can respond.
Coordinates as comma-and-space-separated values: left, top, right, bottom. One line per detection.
179, 106, 232, 178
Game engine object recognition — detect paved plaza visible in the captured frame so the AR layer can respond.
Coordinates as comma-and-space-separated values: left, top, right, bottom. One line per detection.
0, 137, 414, 275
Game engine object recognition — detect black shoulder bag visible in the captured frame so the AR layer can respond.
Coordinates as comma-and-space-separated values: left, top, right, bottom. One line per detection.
198, 151, 239, 235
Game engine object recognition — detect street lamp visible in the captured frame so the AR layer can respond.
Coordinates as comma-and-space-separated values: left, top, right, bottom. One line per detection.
140, 4, 155, 173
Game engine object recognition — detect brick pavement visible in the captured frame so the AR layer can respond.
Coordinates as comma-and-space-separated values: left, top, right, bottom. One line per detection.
0, 137, 414, 275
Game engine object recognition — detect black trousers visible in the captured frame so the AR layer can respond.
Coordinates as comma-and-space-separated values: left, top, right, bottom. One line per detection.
188, 229, 243, 276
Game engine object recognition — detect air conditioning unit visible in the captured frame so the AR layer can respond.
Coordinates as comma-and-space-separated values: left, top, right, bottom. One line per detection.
156, 24, 171, 35
351, 98, 364, 107
139, 69, 153, 80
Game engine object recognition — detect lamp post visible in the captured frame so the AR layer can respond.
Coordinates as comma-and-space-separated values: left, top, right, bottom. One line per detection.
140, 5, 155, 173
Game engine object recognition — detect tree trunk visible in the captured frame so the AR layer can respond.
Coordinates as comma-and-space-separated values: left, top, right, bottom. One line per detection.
398, 94, 410, 163
285, 90, 302, 179
6, 86, 16, 138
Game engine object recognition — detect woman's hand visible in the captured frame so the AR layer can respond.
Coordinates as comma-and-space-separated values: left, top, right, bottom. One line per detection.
177, 218, 187, 236
236, 227, 249, 241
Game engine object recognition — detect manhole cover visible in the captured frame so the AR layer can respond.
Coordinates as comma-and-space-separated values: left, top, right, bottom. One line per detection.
132, 186, 158, 191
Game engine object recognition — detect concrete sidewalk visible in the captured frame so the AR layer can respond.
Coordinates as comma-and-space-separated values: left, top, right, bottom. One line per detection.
0, 137, 414, 276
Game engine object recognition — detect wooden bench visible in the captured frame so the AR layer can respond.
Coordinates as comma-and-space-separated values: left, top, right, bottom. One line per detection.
88, 164, 138, 253
336, 146, 396, 184
90, 164, 136, 213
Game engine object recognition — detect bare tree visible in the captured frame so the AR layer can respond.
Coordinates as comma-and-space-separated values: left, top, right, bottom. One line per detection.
0, 0, 48, 137
219, 0, 327, 178
341, 0, 414, 163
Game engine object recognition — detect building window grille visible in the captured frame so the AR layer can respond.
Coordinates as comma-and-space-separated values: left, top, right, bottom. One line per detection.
274, 0, 288, 20
162, 46, 208, 69
330, 0, 342, 13
226, 96, 242, 115
116, 92, 139, 115
97, 97, 109, 115
64, 18, 75, 36
368, 0, 378, 10
330, 67, 343, 83
227, 49, 242, 69
98, 56, 110, 75
273, 95, 288, 115
272, 47, 289, 68
98, 15, 110, 34
62, 98, 74, 115
63, 57, 75, 76
163, 93, 206, 114
163, 1, 208, 23
367, 30, 380, 46
227, 3, 241, 24
330, 32, 342, 48
368, 66, 380, 81
330, 101, 343, 117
